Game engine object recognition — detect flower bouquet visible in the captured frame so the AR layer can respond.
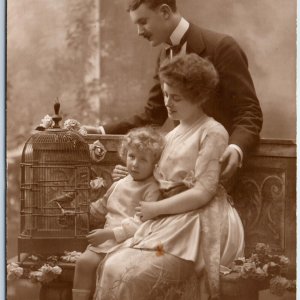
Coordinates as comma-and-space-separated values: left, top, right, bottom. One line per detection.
230, 243, 295, 296
36, 115, 87, 136
7, 252, 82, 285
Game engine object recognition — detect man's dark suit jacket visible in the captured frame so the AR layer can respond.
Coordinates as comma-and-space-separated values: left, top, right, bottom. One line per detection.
104, 23, 263, 156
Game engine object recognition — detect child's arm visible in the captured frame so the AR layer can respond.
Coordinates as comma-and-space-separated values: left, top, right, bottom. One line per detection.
90, 182, 117, 226
113, 183, 161, 243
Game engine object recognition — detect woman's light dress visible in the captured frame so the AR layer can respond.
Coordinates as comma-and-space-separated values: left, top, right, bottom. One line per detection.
94, 116, 244, 300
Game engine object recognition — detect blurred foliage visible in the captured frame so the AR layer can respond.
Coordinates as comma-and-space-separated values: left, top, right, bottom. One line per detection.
6, 0, 106, 259
7, 0, 104, 151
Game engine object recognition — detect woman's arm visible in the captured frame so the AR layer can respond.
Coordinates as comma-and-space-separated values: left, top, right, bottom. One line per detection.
137, 126, 228, 221
137, 185, 213, 221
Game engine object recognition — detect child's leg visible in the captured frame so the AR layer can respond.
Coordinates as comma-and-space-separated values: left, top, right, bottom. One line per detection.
73, 250, 103, 300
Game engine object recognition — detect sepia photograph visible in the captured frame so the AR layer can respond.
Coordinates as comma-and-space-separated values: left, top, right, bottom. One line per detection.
6, 0, 296, 299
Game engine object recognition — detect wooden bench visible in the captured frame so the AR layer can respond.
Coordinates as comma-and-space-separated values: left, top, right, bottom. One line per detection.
17, 135, 296, 300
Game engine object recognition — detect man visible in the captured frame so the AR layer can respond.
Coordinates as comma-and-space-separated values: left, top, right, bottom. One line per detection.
85, 0, 263, 182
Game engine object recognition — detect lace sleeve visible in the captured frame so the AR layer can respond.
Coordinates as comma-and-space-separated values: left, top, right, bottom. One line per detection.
194, 125, 229, 195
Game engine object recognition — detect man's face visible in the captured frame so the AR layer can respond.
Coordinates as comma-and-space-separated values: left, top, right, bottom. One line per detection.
130, 4, 169, 47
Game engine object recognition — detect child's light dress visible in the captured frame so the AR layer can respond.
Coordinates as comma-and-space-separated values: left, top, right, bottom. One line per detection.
88, 174, 161, 254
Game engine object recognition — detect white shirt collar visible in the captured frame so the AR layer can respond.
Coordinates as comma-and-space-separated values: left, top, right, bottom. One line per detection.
169, 17, 190, 46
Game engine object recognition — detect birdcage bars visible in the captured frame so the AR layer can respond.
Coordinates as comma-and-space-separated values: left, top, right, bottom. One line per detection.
18, 128, 91, 259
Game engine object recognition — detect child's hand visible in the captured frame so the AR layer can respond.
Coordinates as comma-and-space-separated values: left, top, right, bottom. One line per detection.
136, 201, 159, 222
87, 228, 114, 246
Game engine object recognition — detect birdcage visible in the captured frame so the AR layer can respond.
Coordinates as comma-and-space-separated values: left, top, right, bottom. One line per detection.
18, 104, 91, 259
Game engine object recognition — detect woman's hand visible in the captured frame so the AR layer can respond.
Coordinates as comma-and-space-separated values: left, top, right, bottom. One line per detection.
136, 201, 159, 222
87, 228, 114, 246
112, 165, 128, 182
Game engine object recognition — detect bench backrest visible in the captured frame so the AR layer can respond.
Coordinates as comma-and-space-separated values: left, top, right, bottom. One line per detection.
86, 135, 296, 276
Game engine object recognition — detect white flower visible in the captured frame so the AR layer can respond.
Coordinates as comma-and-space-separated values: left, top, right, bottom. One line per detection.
90, 177, 106, 190
29, 270, 43, 282
52, 266, 62, 275
78, 127, 88, 136
40, 115, 54, 129
7, 263, 23, 280
64, 119, 81, 131
60, 251, 82, 263
279, 255, 290, 266
29, 264, 62, 283
29, 255, 39, 261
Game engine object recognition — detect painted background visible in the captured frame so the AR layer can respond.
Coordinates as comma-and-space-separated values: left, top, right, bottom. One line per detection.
7, 0, 296, 257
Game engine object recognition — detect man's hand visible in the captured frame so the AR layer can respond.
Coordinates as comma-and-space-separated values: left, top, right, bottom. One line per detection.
87, 228, 114, 246
112, 165, 128, 182
219, 146, 240, 181
82, 125, 101, 134
136, 201, 159, 222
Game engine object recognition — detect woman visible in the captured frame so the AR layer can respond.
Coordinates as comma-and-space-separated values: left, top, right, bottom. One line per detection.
94, 54, 244, 300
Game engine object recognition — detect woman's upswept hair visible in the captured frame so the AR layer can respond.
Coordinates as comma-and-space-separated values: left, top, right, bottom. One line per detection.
159, 53, 219, 105
127, 0, 177, 12
119, 127, 165, 163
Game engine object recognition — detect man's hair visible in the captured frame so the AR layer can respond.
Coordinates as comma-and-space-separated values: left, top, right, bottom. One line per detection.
127, 0, 177, 12
119, 126, 165, 163
159, 53, 219, 105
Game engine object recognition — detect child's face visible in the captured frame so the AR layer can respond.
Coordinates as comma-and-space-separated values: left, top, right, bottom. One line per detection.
126, 148, 156, 181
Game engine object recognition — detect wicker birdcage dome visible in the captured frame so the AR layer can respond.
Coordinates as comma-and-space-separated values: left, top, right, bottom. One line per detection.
31, 129, 89, 151
22, 128, 90, 164
22, 101, 90, 163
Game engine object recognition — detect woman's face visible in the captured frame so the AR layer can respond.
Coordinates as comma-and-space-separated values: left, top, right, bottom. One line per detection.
163, 83, 199, 122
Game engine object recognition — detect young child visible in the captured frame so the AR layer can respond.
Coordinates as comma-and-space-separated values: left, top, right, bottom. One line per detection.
72, 126, 164, 300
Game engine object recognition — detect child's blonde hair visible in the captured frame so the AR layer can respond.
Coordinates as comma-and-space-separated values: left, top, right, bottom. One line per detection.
119, 127, 165, 163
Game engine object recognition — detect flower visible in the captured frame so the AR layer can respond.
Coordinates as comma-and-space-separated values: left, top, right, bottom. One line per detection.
28, 254, 40, 262
255, 243, 270, 254
240, 261, 256, 279
266, 261, 281, 277
252, 267, 268, 281
63, 119, 89, 136
60, 251, 82, 263
279, 255, 290, 266
89, 140, 107, 162
64, 119, 81, 131
51, 266, 62, 275
7, 263, 24, 280
46, 255, 59, 264
227, 243, 295, 296
270, 276, 291, 296
29, 264, 62, 284
78, 127, 88, 136
90, 177, 106, 190
40, 115, 54, 129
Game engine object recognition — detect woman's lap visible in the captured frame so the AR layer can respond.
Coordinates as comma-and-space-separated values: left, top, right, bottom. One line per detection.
94, 248, 197, 300
92, 200, 244, 299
